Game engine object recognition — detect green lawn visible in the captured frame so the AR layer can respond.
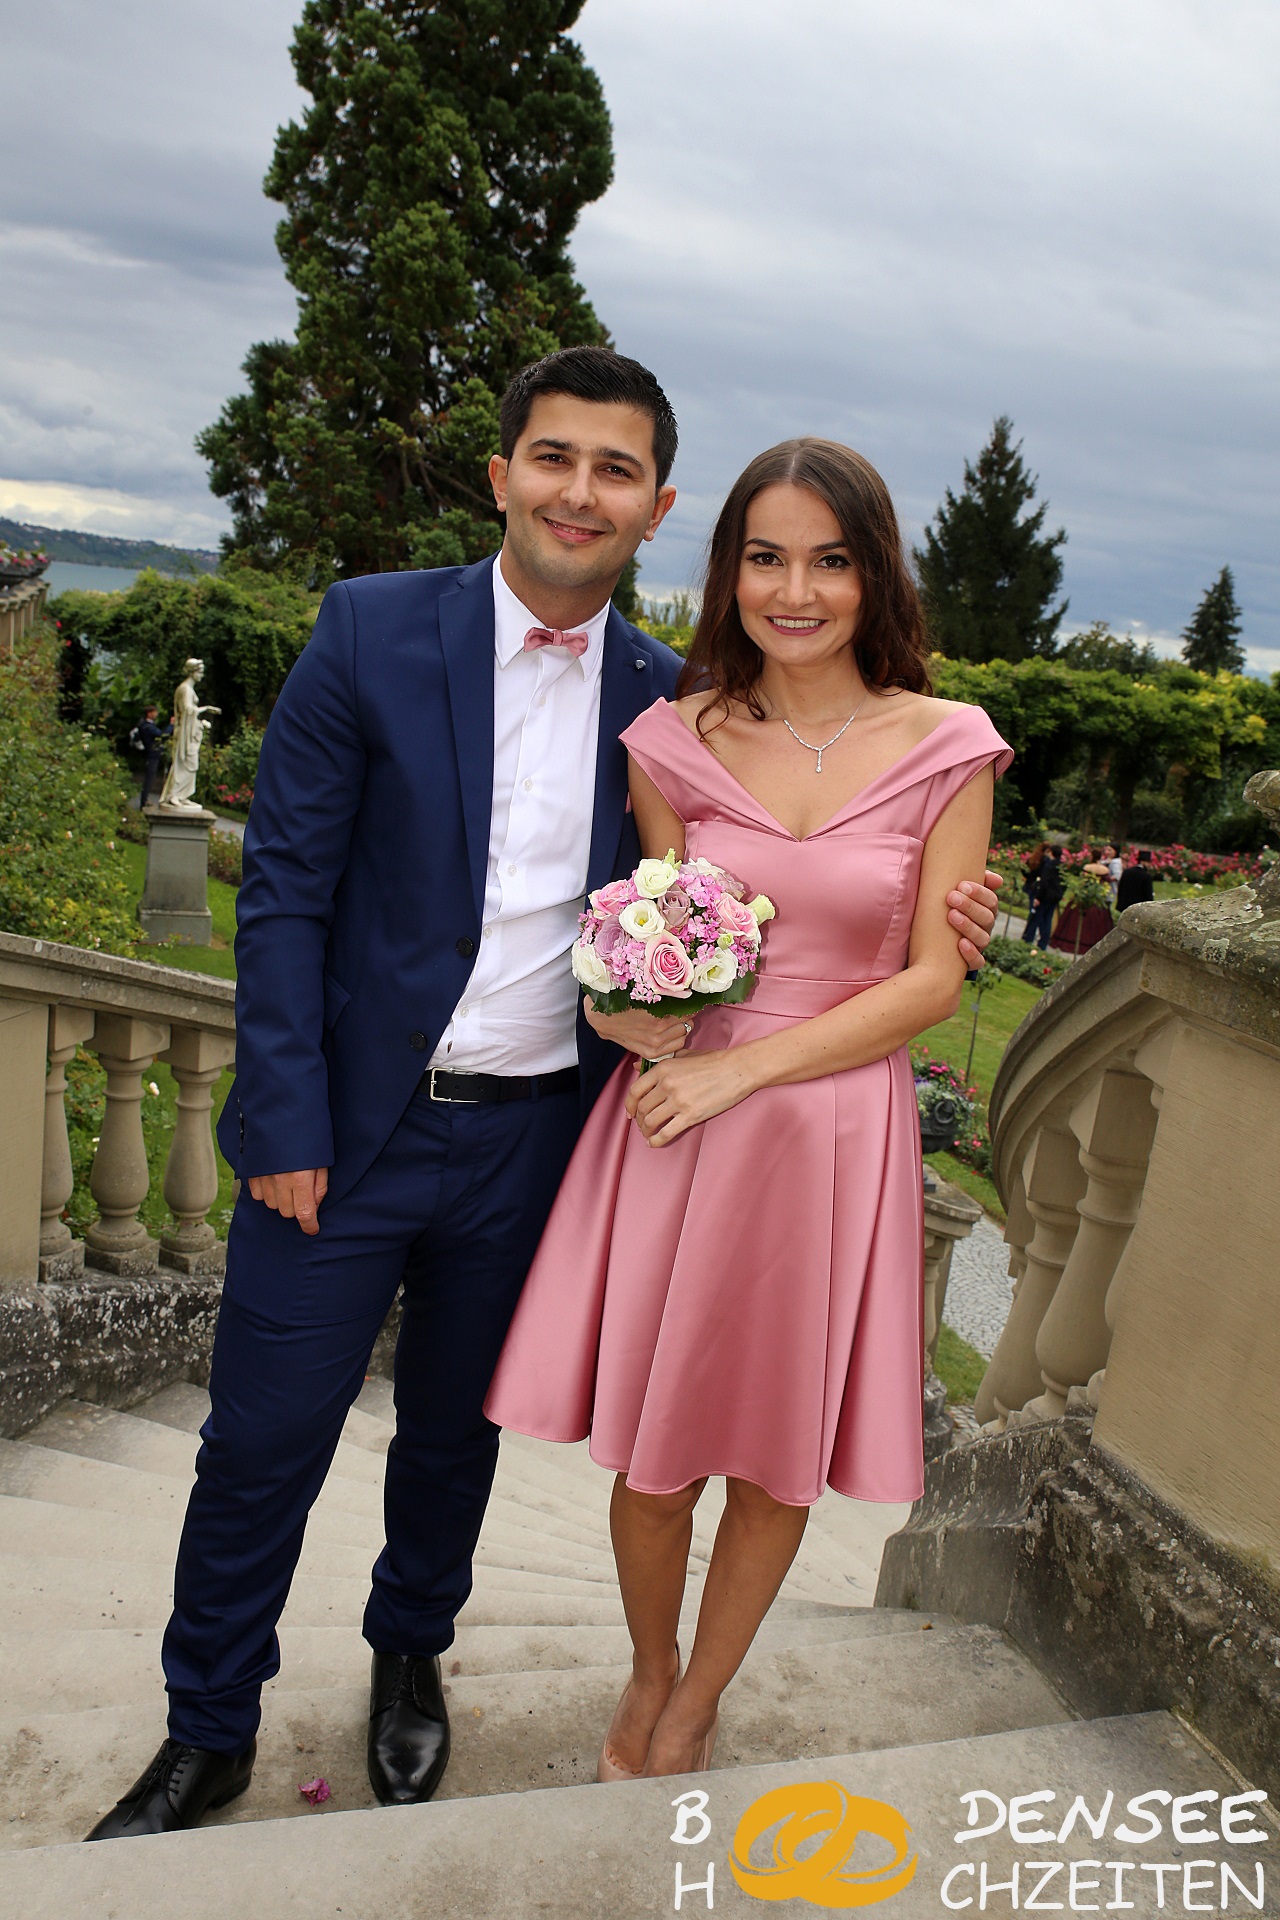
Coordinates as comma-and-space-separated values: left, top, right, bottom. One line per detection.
934, 1323, 989, 1405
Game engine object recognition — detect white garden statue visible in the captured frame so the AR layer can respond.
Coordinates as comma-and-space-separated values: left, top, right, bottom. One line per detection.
158, 658, 221, 812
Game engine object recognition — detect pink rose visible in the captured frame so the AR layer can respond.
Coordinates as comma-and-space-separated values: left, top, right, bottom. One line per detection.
641, 932, 694, 999
594, 915, 627, 963
591, 879, 634, 917
658, 885, 692, 931
716, 894, 758, 939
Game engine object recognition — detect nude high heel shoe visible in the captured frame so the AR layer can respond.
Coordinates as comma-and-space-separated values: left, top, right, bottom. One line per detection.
597, 1648, 682, 1783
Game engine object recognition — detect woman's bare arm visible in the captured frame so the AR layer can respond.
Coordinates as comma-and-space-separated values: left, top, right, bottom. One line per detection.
627, 766, 995, 1146
629, 753, 687, 860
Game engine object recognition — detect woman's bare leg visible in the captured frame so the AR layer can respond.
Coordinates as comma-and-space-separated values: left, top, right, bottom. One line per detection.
643, 1476, 809, 1776
603, 1474, 707, 1772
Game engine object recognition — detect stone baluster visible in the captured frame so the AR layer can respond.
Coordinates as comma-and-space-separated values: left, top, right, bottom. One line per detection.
975, 1122, 1085, 1429
158, 1028, 237, 1275
39, 1004, 96, 1281
1002, 1167, 1034, 1294
1019, 1068, 1158, 1421
1073, 1022, 1179, 1412
84, 1013, 171, 1276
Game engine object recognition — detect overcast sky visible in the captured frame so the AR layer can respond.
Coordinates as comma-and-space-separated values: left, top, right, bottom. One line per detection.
3, 0, 1278, 670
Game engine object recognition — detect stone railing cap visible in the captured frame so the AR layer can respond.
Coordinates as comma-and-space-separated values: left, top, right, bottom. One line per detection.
0, 929, 235, 1030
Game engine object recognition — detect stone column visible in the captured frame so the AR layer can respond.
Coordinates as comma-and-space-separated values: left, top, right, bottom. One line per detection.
1020, 1068, 1158, 1421
39, 1004, 96, 1282
84, 1013, 170, 1276
977, 1123, 1085, 1429
138, 808, 215, 946
158, 1028, 237, 1275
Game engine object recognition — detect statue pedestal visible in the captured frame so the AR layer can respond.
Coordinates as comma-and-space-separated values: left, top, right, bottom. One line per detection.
138, 807, 215, 946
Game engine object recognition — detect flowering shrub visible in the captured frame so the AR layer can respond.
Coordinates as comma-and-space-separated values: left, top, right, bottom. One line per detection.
912, 1048, 993, 1176
0, 540, 50, 576
990, 839, 1266, 889
984, 936, 1072, 986
0, 629, 141, 954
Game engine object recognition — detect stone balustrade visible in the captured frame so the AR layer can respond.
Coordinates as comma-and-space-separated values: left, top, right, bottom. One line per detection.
878, 776, 1280, 1795
974, 819, 1280, 1572
0, 575, 49, 653
0, 931, 235, 1431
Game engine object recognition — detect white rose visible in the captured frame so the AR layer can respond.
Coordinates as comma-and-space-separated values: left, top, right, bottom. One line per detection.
619, 897, 667, 938
690, 857, 721, 876
634, 854, 680, 898
748, 892, 777, 926
570, 940, 614, 995
690, 953, 738, 994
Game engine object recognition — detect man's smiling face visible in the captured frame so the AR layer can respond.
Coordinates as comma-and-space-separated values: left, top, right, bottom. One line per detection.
489, 393, 676, 615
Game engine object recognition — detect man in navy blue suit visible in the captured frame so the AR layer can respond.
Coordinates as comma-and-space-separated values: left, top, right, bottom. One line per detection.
89, 348, 1001, 1838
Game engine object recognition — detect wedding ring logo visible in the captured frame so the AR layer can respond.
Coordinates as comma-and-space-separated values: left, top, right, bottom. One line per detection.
728, 1782, 918, 1908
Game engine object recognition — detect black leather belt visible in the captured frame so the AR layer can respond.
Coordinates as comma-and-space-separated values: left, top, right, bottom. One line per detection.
423, 1066, 580, 1104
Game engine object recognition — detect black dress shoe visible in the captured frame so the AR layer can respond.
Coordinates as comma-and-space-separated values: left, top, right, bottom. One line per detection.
367, 1652, 451, 1805
85, 1737, 256, 1841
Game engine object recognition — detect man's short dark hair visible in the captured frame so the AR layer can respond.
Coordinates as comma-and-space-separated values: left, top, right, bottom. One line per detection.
499, 346, 678, 488
144, 704, 158, 715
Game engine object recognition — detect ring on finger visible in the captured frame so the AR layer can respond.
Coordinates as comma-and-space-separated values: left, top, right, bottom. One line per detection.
682, 1020, 693, 1036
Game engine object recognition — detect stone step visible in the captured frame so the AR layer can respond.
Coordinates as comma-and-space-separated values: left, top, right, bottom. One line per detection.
0, 1496, 621, 1590
22, 1402, 384, 1491
133, 1380, 395, 1457
0, 1443, 382, 1550
0, 1609, 947, 1715
0, 1713, 1251, 1920
0, 1623, 1071, 1852
0, 1437, 639, 1574
0, 1553, 633, 1636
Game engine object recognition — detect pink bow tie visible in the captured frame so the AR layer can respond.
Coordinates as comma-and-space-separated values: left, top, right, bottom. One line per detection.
523, 625, 589, 658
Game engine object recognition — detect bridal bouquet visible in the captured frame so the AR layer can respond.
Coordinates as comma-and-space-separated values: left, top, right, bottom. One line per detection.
571, 849, 775, 1019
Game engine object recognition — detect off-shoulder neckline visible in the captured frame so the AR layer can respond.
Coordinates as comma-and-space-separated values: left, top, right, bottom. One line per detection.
633, 699, 991, 843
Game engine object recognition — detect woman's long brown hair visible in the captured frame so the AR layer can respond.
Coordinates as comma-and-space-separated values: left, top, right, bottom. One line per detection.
675, 438, 932, 733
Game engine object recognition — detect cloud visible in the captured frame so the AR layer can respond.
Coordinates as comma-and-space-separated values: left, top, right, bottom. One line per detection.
0, 477, 227, 551
3, 0, 1277, 671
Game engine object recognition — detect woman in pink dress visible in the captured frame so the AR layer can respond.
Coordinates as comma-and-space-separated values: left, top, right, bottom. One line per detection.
485, 438, 1012, 1779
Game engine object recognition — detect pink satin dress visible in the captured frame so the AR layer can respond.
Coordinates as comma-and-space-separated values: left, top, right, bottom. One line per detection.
484, 699, 1013, 1506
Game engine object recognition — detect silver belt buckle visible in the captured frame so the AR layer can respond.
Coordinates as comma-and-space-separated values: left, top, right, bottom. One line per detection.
428, 1068, 478, 1104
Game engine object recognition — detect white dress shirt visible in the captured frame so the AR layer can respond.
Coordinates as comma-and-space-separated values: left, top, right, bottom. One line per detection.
430, 555, 610, 1075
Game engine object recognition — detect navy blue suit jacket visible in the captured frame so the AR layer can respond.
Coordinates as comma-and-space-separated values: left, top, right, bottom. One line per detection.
216, 557, 681, 1203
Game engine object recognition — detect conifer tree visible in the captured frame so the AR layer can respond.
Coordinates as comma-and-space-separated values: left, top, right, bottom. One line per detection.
198, 1, 614, 580
1180, 566, 1244, 675
914, 417, 1067, 662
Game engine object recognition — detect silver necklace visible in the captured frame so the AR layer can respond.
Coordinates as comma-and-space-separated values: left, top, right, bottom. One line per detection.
777, 689, 869, 772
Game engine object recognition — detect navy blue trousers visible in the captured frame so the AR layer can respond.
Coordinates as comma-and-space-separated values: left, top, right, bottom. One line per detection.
1022, 899, 1056, 949
162, 1079, 580, 1751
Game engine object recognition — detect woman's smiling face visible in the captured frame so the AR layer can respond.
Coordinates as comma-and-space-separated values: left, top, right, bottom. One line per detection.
735, 483, 864, 671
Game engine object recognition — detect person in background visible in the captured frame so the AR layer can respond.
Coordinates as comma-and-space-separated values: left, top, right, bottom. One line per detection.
135, 704, 172, 808
1116, 849, 1155, 911
1021, 842, 1062, 949
1104, 845, 1124, 898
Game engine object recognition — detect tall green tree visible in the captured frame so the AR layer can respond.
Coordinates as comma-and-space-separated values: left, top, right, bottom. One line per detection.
914, 417, 1067, 663
198, 1, 614, 580
1181, 566, 1244, 675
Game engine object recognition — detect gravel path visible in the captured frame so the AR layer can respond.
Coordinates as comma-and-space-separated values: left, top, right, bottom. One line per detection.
942, 1214, 1015, 1358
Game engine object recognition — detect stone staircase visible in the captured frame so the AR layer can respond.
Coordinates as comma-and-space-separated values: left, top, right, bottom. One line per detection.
0, 1384, 1266, 1918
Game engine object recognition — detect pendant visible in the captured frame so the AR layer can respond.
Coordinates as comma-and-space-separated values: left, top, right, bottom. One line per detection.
815, 750, 825, 773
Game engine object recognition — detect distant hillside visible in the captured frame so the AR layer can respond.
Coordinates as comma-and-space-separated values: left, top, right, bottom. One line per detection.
0, 517, 219, 576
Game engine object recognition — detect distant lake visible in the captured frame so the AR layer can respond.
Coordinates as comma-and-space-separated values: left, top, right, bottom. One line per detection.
46, 562, 143, 596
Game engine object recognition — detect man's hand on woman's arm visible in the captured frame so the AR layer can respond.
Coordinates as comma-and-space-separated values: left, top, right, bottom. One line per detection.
247, 1168, 330, 1236
948, 869, 1003, 967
